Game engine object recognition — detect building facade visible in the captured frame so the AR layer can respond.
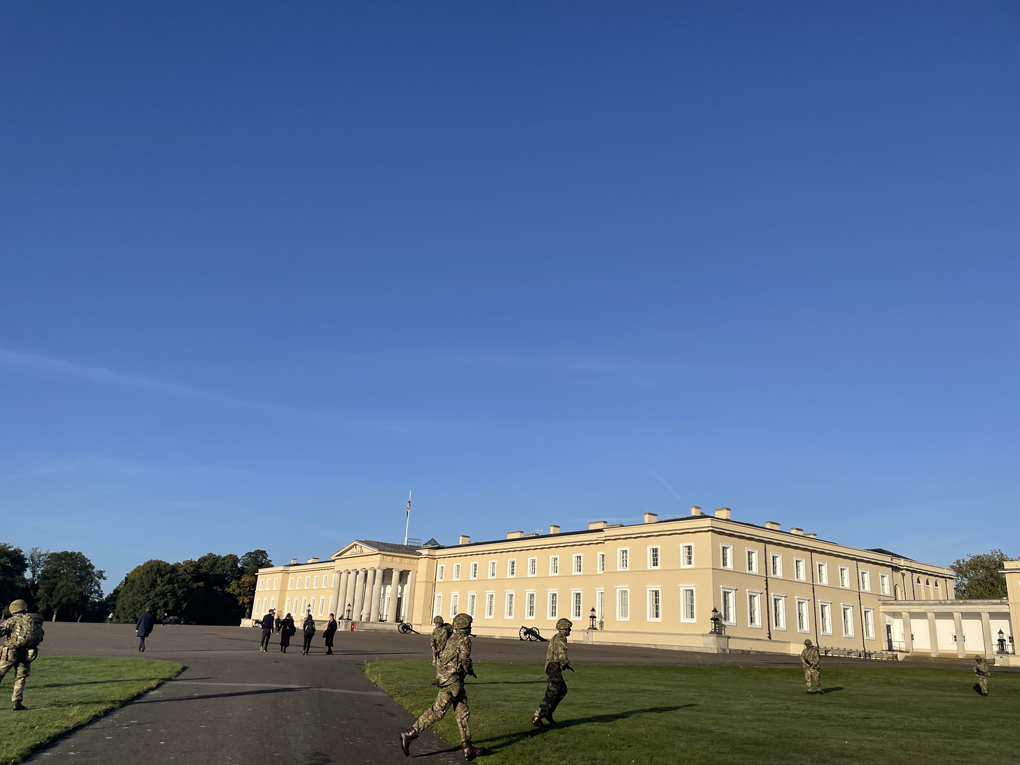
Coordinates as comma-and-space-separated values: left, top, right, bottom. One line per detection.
251, 506, 1017, 662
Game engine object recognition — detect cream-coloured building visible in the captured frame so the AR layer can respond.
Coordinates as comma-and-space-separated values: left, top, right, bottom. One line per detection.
251, 506, 1018, 663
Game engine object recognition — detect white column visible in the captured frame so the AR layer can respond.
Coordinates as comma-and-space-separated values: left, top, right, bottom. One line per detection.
343, 570, 357, 619
369, 568, 385, 622
980, 611, 994, 658
361, 568, 377, 621
402, 570, 417, 622
334, 570, 348, 618
386, 569, 403, 623
926, 612, 939, 657
352, 569, 367, 621
953, 612, 965, 658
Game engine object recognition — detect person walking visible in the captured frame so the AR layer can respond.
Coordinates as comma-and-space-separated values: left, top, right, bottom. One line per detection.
430, 615, 452, 667
259, 609, 275, 652
301, 613, 316, 655
136, 607, 156, 652
532, 618, 573, 727
323, 613, 338, 655
0, 599, 44, 711
279, 613, 295, 653
801, 639, 821, 694
400, 613, 484, 761
974, 655, 991, 696
275, 613, 282, 634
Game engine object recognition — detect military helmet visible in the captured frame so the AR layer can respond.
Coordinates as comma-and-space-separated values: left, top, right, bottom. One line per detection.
8, 599, 28, 615
556, 618, 573, 632
804, 639, 813, 647
452, 613, 472, 631
433, 615, 445, 625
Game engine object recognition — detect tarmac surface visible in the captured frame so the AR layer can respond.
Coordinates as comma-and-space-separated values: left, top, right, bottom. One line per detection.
19, 621, 1012, 764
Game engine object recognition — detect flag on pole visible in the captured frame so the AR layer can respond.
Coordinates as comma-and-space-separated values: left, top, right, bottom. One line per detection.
403, 490, 412, 546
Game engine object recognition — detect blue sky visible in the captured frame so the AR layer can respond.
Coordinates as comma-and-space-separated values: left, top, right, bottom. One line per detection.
1, 2, 1017, 591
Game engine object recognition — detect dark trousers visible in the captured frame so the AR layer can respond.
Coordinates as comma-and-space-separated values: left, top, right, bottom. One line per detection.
138, 636, 146, 652
260, 629, 272, 650
302, 635, 313, 654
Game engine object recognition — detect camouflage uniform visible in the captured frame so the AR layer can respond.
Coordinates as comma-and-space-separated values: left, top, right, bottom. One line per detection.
0, 600, 42, 710
800, 639, 821, 694
974, 656, 990, 696
402, 614, 484, 761
533, 618, 572, 725
430, 616, 452, 667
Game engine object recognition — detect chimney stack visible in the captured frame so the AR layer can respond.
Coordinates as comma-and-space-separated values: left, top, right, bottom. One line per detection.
690, 506, 703, 516
290, 558, 298, 565
805, 532, 817, 539
307, 557, 320, 563
549, 525, 561, 534
713, 507, 732, 520
790, 527, 804, 536
643, 512, 658, 524
588, 520, 607, 530
507, 531, 524, 539
459, 535, 471, 545
764, 521, 780, 531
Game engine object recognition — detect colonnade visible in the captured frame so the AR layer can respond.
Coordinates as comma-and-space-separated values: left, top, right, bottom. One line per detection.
332, 566, 417, 623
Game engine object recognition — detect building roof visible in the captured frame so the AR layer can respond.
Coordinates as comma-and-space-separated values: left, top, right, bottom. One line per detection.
866, 548, 916, 561
353, 539, 422, 556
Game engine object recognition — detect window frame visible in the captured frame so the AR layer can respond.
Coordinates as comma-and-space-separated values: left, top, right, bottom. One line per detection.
816, 562, 828, 585
571, 590, 583, 620
648, 546, 661, 570
879, 573, 890, 595
547, 590, 559, 620
437, 565, 445, 582
453, 563, 461, 581
467, 592, 477, 617
470, 562, 478, 580
860, 570, 871, 592
746, 548, 759, 574
721, 545, 733, 570
771, 554, 783, 578
681, 543, 694, 568
747, 590, 762, 628
794, 558, 806, 582
819, 601, 833, 636
680, 586, 696, 623
597, 552, 605, 573
433, 593, 442, 618
841, 604, 854, 637
772, 594, 787, 631
796, 597, 810, 633
504, 591, 515, 619
573, 554, 583, 574
485, 592, 495, 619
839, 566, 850, 588
450, 593, 459, 618
488, 561, 497, 579
525, 591, 536, 620
721, 587, 737, 626
863, 608, 875, 640
616, 586, 630, 621
507, 559, 516, 578
647, 586, 662, 621
618, 548, 629, 571
528, 557, 537, 577
550, 556, 559, 576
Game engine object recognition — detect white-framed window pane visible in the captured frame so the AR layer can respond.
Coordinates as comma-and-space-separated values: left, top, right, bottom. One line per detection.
433, 594, 442, 617
505, 592, 515, 618
596, 589, 605, 620
817, 563, 827, 585
454, 564, 461, 580
794, 559, 805, 581
598, 553, 605, 573
721, 546, 732, 569
471, 562, 478, 579
860, 571, 870, 591
839, 567, 849, 588
722, 589, 736, 625
450, 594, 459, 618
468, 593, 476, 617
489, 561, 496, 578
746, 550, 757, 573
842, 605, 854, 637
681, 544, 694, 567
863, 608, 874, 640
820, 602, 832, 635
796, 599, 810, 632
771, 554, 782, 577
681, 587, 696, 622
485, 593, 495, 618
550, 557, 559, 575
548, 592, 558, 619
748, 592, 761, 627
526, 592, 536, 619
313, 576, 319, 588
619, 549, 629, 570
649, 547, 660, 569
772, 596, 786, 630
573, 555, 583, 574
438, 565, 445, 581
880, 574, 890, 595
648, 588, 661, 620
618, 589, 630, 620
528, 558, 537, 576
572, 591, 582, 619
508, 560, 516, 577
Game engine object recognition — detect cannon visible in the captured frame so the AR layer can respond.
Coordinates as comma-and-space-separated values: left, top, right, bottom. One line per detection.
398, 622, 419, 635
519, 626, 547, 642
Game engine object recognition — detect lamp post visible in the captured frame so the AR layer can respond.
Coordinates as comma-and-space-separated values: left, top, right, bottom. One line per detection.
998, 629, 1007, 654
344, 603, 352, 620
589, 607, 597, 630
710, 607, 724, 635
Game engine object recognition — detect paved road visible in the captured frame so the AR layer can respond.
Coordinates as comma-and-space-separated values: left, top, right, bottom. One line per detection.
22, 622, 1008, 764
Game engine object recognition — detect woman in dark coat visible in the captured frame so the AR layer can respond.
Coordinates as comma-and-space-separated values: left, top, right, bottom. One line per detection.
323, 613, 338, 655
301, 613, 316, 655
279, 613, 295, 653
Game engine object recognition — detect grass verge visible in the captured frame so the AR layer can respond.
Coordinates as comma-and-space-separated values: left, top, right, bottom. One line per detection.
364, 660, 1019, 765
0, 655, 182, 765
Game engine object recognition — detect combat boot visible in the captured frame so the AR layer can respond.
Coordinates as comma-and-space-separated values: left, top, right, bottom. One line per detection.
530, 714, 543, 728
461, 741, 485, 761
400, 727, 417, 756
13, 702, 28, 711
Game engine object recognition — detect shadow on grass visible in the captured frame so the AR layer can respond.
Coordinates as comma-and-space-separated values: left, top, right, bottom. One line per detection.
132, 687, 300, 704
38, 679, 171, 689
479, 705, 698, 753
471, 680, 546, 686
821, 687, 844, 694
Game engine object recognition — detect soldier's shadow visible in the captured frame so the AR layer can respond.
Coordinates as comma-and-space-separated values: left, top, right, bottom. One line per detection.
819, 687, 844, 694
478, 705, 697, 754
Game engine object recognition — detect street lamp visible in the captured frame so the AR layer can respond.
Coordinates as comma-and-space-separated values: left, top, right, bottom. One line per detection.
345, 603, 352, 620
998, 629, 1007, 654
589, 607, 597, 630
710, 607, 724, 635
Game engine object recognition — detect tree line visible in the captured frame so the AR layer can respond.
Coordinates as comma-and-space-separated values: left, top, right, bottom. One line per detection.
0, 541, 271, 624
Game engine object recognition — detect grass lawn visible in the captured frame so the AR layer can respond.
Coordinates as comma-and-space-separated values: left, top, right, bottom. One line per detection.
365, 660, 1019, 765
0, 655, 182, 765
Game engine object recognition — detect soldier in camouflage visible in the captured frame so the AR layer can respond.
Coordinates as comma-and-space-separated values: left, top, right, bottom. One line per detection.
974, 655, 990, 696
532, 618, 572, 727
800, 638, 821, 694
0, 599, 44, 711
402, 613, 485, 761
430, 615, 452, 667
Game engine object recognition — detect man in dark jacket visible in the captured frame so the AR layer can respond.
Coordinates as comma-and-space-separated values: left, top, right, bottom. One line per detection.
259, 609, 275, 652
136, 608, 156, 652
323, 613, 338, 655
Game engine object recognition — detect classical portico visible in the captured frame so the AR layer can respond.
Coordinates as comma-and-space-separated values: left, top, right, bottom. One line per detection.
329, 540, 421, 624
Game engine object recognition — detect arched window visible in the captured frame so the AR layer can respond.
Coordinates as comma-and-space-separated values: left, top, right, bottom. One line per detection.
917, 577, 922, 584
925, 578, 930, 586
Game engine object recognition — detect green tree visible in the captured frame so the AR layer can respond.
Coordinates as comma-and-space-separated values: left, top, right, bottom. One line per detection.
180, 553, 244, 624
115, 560, 191, 623
951, 550, 1009, 599
27, 547, 50, 606
228, 550, 272, 617
239, 549, 272, 577
36, 550, 106, 622
0, 543, 29, 612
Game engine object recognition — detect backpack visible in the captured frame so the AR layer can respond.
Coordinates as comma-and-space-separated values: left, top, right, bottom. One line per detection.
7, 613, 45, 649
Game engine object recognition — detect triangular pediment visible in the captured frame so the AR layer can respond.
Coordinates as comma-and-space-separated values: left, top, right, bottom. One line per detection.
332, 540, 379, 559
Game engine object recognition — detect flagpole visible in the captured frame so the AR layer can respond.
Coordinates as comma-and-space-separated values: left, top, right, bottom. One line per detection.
403, 490, 411, 546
